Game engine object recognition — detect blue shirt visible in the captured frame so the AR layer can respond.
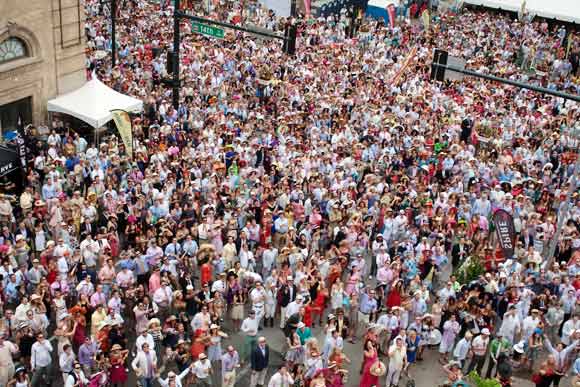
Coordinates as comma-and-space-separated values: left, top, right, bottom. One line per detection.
574, 358, 580, 375
359, 292, 378, 314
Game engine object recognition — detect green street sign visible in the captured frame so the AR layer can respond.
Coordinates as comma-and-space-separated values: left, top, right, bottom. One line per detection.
191, 22, 225, 39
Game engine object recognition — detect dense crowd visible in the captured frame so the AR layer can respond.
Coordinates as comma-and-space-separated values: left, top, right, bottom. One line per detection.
2, 0, 580, 386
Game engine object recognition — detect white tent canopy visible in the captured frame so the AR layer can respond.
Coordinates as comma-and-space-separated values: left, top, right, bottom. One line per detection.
47, 77, 143, 128
464, 0, 580, 23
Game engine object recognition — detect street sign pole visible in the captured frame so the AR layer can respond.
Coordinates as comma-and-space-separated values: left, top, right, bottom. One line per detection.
172, 0, 180, 109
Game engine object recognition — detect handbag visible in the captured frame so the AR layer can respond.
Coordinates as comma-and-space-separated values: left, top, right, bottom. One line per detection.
531, 373, 542, 384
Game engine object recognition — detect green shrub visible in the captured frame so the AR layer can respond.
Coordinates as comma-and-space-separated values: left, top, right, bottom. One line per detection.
454, 256, 485, 285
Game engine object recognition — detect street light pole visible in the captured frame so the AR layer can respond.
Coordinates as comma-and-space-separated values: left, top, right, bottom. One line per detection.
111, 0, 116, 68
172, 0, 181, 109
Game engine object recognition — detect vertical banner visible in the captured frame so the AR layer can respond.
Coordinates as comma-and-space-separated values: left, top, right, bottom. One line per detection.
387, 3, 396, 29
518, 0, 526, 21
492, 209, 516, 259
111, 110, 133, 158
421, 9, 430, 29
303, 0, 311, 18
15, 134, 27, 169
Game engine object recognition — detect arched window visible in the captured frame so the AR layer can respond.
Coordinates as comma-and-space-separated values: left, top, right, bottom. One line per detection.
0, 37, 28, 64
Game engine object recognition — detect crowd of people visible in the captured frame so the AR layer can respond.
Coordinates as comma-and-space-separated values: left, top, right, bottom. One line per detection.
2, 0, 580, 386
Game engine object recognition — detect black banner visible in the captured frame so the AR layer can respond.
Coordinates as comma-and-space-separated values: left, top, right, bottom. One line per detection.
493, 209, 516, 259
15, 134, 26, 169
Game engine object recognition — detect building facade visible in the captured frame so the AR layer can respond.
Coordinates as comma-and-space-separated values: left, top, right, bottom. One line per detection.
0, 0, 86, 132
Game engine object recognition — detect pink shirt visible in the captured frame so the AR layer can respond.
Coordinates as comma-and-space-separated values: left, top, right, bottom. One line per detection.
90, 292, 107, 308
149, 272, 161, 295
116, 270, 134, 288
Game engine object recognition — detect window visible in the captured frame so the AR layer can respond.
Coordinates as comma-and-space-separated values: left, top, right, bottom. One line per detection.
0, 37, 28, 64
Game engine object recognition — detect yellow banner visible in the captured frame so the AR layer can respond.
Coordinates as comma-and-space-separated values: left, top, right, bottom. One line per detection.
422, 9, 430, 29
111, 110, 133, 158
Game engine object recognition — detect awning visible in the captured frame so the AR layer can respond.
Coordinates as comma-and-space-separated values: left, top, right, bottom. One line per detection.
464, 0, 580, 23
47, 77, 143, 128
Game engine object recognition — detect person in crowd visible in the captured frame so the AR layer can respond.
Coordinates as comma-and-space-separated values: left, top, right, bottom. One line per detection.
3, 1, 580, 386
250, 337, 269, 387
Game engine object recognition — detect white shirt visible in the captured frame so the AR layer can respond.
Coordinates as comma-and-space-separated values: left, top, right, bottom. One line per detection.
211, 279, 226, 294
157, 368, 190, 387
59, 351, 75, 373
250, 288, 266, 306
241, 317, 258, 337
471, 335, 489, 356
192, 359, 211, 379
285, 300, 302, 318
268, 372, 295, 387
453, 338, 471, 360
65, 371, 89, 387
31, 340, 53, 369
153, 286, 173, 307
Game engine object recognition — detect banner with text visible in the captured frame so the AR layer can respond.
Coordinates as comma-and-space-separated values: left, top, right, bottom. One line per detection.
493, 209, 516, 259
111, 110, 133, 158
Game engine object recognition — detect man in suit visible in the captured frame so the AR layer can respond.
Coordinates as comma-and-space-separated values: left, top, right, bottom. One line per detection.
79, 218, 97, 238
250, 336, 269, 387
451, 237, 470, 269
334, 308, 350, 339
278, 276, 298, 329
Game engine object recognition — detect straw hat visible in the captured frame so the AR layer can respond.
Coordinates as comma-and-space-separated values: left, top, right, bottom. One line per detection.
369, 361, 386, 376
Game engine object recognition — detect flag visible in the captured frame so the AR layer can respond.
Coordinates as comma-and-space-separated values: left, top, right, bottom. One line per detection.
421, 9, 430, 29
387, 3, 396, 29
390, 47, 417, 86
111, 110, 133, 158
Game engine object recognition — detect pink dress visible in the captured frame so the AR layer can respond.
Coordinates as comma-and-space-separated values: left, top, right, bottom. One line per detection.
359, 351, 380, 387
345, 272, 360, 295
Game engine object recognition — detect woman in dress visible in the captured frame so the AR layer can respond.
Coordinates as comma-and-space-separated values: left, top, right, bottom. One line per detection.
359, 339, 379, 387
524, 328, 544, 371
347, 293, 359, 343
54, 314, 74, 355
286, 331, 305, 368
330, 281, 345, 313
230, 290, 245, 332
405, 329, 420, 378
207, 324, 228, 376
439, 314, 460, 364
211, 291, 225, 322
109, 343, 129, 387
345, 267, 361, 296
431, 297, 443, 328
71, 309, 87, 352
386, 280, 403, 309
